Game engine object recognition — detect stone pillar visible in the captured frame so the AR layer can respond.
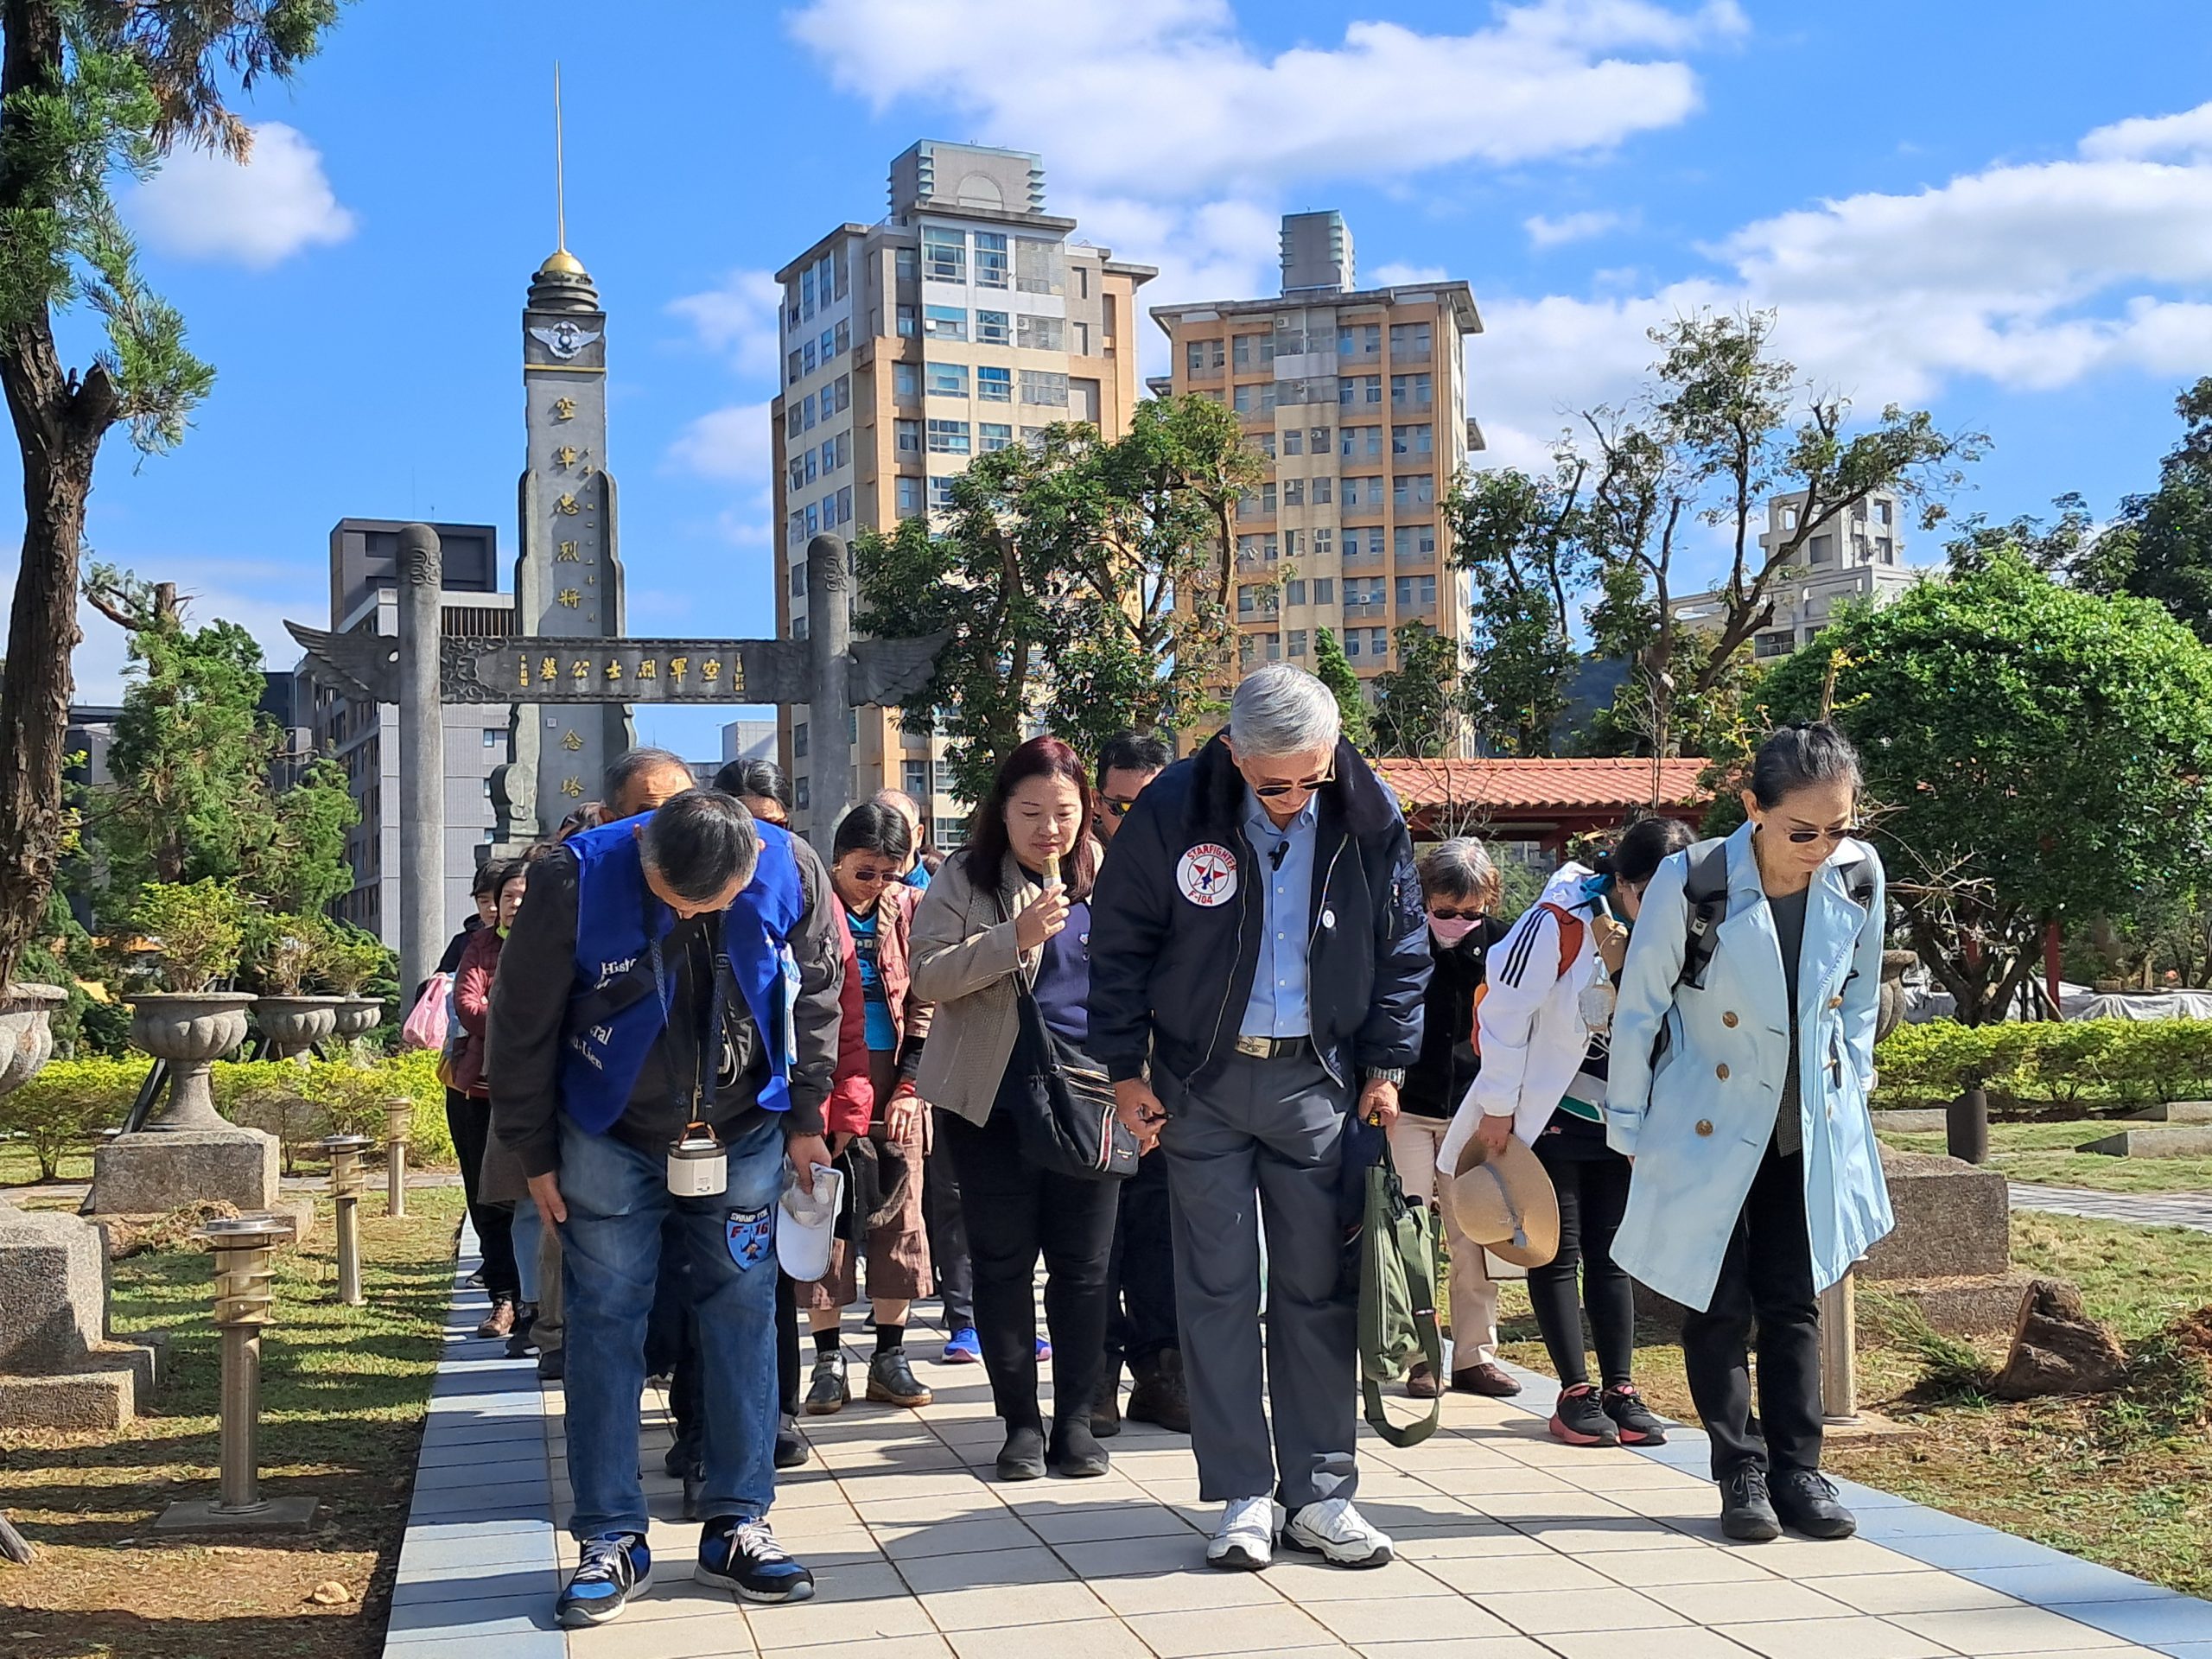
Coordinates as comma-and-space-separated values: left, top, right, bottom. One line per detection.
808, 533, 852, 827
397, 524, 445, 1001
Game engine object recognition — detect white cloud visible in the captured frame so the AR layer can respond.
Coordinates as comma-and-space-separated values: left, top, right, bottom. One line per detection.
666, 270, 786, 382
786, 0, 1744, 196
1367, 261, 1449, 286
664, 402, 777, 544
1469, 98, 2212, 472
124, 122, 356, 269
1524, 209, 1630, 248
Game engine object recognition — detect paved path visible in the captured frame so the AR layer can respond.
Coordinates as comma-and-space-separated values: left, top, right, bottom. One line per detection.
2009, 1183, 2212, 1234
385, 1225, 2212, 1659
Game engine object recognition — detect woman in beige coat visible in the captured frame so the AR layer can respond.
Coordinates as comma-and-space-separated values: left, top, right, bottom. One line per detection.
910, 736, 1116, 1483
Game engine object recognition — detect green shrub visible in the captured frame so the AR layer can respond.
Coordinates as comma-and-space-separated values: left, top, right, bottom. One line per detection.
0, 1057, 143, 1177
133, 880, 251, 993
1876, 1017, 2212, 1110
210, 1050, 453, 1168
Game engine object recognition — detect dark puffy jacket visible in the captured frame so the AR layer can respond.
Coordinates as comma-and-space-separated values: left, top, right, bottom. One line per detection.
1403, 916, 1514, 1119
1087, 734, 1430, 1097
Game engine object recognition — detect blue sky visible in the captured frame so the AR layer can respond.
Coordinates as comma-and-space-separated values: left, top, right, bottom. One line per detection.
13, 0, 2212, 760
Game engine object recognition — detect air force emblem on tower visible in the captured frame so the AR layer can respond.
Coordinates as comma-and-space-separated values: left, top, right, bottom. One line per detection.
1176, 842, 1238, 908
530, 321, 603, 359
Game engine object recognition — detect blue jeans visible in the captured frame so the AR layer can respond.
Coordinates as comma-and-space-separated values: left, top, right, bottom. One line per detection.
557, 1111, 785, 1539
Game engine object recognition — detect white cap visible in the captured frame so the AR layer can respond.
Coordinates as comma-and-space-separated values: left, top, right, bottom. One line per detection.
776, 1162, 843, 1283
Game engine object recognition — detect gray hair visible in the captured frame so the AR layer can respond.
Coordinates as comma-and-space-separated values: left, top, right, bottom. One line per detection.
605, 746, 693, 813
1417, 836, 1499, 904
870, 787, 924, 829
1228, 662, 1341, 760
639, 790, 760, 904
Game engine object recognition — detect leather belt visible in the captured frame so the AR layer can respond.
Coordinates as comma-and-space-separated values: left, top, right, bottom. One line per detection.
1231, 1033, 1312, 1060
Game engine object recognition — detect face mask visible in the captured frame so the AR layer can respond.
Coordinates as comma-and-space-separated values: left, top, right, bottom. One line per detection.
1427, 915, 1481, 946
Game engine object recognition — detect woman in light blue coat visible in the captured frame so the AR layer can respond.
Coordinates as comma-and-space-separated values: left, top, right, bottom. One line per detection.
1605, 722, 1891, 1547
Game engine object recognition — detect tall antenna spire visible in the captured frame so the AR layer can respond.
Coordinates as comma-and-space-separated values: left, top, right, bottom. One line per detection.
554, 60, 568, 254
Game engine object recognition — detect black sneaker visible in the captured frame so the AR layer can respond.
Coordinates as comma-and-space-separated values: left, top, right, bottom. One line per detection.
556, 1532, 650, 1627
865, 1348, 932, 1408
804, 1351, 848, 1415
1548, 1383, 1619, 1447
696, 1515, 814, 1604
1050, 1419, 1110, 1478
1601, 1383, 1669, 1446
774, 1413, 808, 1471
1720, 1465, 1783, 1542
505, 1304, 538, 1359
537, 1347, 564, 1383
995, 1423, 1046, 1481
1771, 1469, 1857, 1540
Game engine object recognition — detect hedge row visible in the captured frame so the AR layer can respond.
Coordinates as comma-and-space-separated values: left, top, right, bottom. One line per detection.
0, 1051, 453, 1180
1874, 1018, 2212, 1109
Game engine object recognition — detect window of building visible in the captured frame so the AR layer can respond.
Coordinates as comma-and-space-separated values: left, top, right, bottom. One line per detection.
1344, 631, 1362, 659
802, 340, 817, 377
1391, 372, 1433, 409
1231, 381, 1277, 415
1389, 321, 1433, 358
804, 502, 819, 536
818, 327, 834, 361
1338, 322, 1381, 357
803, 448, 817, 485
903, 760, 932, 800
976, 308, 1011, 345
1285, 578, 1307, 606
801, 392, 817, 431
1020, 370, 1068, 406
1282, 428, 1304, 456
893, 362, 920, 397
1015, 238, 1065, 295
1368, 627, 1389, 657
929, 474, 958, 511
1289, 629, 1308, 657
786, 348, 803, 385
895, 475, 925, 516
482, 728, 503, 749
796, 775, 811, 811
1075, 264, 1090, 300
922, 226, 966, 282
836, 485, 852, 524
1341, 426, 1382, 458
924, 304, 966, 340
1392, 423, 1433, 456
1876, 499, 1894, 525
977, 365, 1013, 402
834, 320, 849, 356
894, 246, 918, 284
1394, 523, 1438, 557
1340, 374, 1381, 407
1782, 505, 1799, 530
1809, 533, 1834, 563
1755, 629, 1796, 659
1395, 574, 1438, 608
1394, 474, 1435, 509
792, 721, 810, 758
1313, 577, 1335, 604
927, 362, 969, 397
927, 418, 970, 454
1876, 536, 1895, 563
1312, 528, 1333, 556
791, 562, 806, 598
974, 231, 1008, 289
1021, 425, 1048, 448
1255, 431, 1276, 458
935, 816, 969, 849
896, 417, 920, 454
788, 456, 804, 492
1231, 333, 1275, 372
1185, 337, 1224, 374
830, 373, 849, 414
1073, 321, 1090, 355
1282, 478, 1304, 508
896, 303, 918, 339
800, 264, 816, 321
788, 511, 805, 544
1310, 426, 1332, 451
1017, 314, 1065, 352
979, 422, 1013, 452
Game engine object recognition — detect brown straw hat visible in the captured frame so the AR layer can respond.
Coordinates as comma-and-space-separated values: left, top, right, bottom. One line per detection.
1447, 1132, 1562, 1270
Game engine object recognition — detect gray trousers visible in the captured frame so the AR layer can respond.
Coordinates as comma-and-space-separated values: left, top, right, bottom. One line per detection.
1160, 1051, 1357, 1510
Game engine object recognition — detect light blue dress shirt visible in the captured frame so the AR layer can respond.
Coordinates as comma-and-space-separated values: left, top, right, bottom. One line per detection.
1240, 789, 1319, 1039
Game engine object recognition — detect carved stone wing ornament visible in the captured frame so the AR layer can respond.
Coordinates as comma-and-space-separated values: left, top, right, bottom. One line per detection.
285, 622, 400, 704
849, 633, 952, 708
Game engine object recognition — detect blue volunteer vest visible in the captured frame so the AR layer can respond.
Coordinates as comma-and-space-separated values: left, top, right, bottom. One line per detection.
557, 813, 805, 1135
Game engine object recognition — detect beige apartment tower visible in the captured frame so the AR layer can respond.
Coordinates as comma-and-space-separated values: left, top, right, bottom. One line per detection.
1150, 212, 1482, 711
771, 140, 1153, 842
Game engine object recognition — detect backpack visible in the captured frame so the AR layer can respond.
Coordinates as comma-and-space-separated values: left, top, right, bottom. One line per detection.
1358, 1139, 1444, 1448
1675, 839, 1878, 991
1468, 900, 1586, 1049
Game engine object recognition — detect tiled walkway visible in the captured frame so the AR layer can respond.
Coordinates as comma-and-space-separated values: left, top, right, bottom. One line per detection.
2009, 1183, 2212, 1235
386, 1225, 2212, 1659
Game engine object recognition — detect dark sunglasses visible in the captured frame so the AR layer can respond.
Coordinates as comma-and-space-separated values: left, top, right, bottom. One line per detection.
841, 867, 893, 886
1251, 766, 1334, 800
1102, 796, 1139, 817
1783, 825, 1854, 845
1427, 906, 1487, 923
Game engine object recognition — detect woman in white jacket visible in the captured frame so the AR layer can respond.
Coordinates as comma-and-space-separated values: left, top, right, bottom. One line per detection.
1440, 817, 1691, 1448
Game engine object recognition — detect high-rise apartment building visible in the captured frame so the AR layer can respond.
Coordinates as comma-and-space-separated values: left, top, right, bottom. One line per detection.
1672, 488, 1917, 661
1149, 212, 1482, 710
771, 141, 1154, 841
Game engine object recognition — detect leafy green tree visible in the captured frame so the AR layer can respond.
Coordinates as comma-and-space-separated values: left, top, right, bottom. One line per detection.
2084, 377, 2212, 639
1760, 554, 2212, 1024
855, 397, 1262, 800
1371, 621, 1459, 757
0, 2, 344, 989
1309, 626, 1371, 749
1444, 459, 1586, 754
249, 756, 356, 914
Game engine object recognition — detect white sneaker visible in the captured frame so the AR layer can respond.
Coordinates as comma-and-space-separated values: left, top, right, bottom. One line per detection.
1205, 1495, 1281, 1570
1284, 1497, 1393, 1567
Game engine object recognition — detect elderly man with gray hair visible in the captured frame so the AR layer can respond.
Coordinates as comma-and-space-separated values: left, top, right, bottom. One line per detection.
1089, 662, 1430, 1572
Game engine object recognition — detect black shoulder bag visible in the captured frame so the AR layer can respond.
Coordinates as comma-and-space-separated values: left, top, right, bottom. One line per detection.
995, 886, 1138, 1182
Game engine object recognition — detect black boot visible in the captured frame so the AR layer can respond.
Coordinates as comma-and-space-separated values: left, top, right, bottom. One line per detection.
1092, 1356, 1123, 1439
1125, 1349, 1191, 1433
1719, 1465, 1782, 1542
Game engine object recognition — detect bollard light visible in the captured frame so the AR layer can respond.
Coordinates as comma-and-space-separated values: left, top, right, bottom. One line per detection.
382, 1097, 412, 1218
152, 1213, 318, 1533
321, 1133, 373, 1307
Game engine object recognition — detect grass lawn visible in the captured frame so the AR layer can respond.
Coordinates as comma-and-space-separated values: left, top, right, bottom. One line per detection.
1491, 1209, 2212, 1598
0, 1187, 467, 1658
1876, 1118, 2212, 1192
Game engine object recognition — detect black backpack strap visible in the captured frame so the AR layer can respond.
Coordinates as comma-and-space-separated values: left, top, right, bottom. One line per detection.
1674, 839, 1732, 992
562, 953, 660, 1041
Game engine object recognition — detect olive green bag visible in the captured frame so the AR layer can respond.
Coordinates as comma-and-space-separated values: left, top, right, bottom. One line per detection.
1357, 1140, 1445, 1448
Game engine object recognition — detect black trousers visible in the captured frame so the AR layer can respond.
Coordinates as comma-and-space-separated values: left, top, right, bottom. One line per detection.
1105, 1144, 1179, 1367
1681, 1139, 1823, 1481
1527, 1138, 1636, 1390
940, 1105, 1118, 1435
923, 1138, 975, 1330
445, 1090, 519, 1300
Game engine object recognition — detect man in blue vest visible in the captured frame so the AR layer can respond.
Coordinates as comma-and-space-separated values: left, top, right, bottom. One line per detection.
491, 787, 842, 1625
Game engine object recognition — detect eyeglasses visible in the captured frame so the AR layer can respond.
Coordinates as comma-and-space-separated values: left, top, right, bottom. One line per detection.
1783, 825, 1854, 845
1427, 906, 1486, 923
1250, 765, 1335, 801
1102, 797, 1140, 817
842, 867, 893, 886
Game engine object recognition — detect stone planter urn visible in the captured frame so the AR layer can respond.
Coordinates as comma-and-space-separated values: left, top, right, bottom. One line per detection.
330, 996, 385, 1043
0, 982, 67, 1106
129, 992, 256, 1132
251, 994, 345, 1060
1876, 949, 1917, 1044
